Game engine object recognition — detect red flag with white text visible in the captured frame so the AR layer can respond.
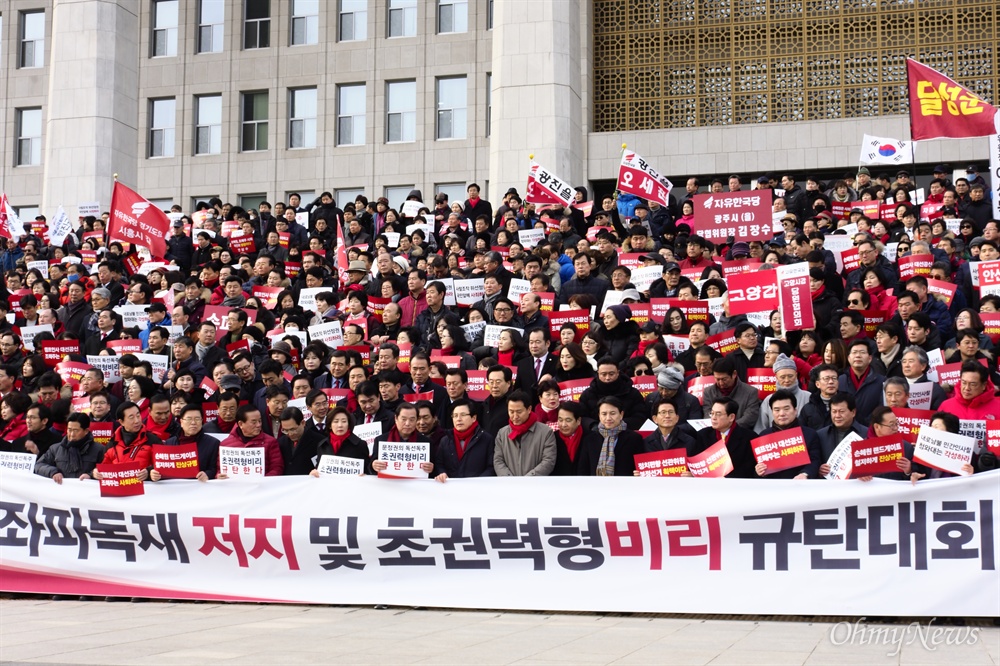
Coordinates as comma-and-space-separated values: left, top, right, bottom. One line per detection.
907, 58, 1000, 140
108, 181, 169, 258
617, 150, 673, 208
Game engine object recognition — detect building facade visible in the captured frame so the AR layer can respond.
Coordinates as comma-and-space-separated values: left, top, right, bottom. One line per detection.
0, 0, 994, 220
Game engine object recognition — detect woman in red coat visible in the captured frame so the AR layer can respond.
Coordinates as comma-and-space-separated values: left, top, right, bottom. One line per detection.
0, 393, 31, 445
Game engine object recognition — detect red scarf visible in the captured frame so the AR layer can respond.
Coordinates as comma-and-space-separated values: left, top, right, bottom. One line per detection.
215, 418, 235, 434
849, 366, 870, 390
386, 426, 419, 442
810, 283, 826, 299
508, 413, 537, 441
452, 424, 478, 461
178, 434, 199, 446
468, 196, 480, 206
329, 430, 350, 454
498, 349, 515, 366
560, 426, 584, 462
441, 346, 454, 354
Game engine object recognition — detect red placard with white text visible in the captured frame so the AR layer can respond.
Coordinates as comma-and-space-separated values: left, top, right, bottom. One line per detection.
252, 286, 282, 309
925, 279, 957, 307
745, 368, 777, 399
706, 331, 738, 356
152, 444, 200, 479
558, 379, 591, 402
97, 462, 146, 497
687, 375, 715, 405
549, 310, 591, 343
631, 375, 657, 398
686, 440, 733, 478
898, 254, 933, 281
41, 340, 81, 367
692, 191, 773, 242
634, 449, 688, 477
726, 271, 778, 316
107, 339, 142, 355
617, 150, 673, 208
750, 428, 811, 474
850, 435, 905, 477
985, 420, 1000, 454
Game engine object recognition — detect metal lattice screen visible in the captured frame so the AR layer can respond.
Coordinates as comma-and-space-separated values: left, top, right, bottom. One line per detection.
593, 0, 999, 131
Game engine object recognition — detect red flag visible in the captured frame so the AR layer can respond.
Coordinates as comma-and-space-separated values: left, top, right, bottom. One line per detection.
525, 161, 574, 207
335, 214, 349, 289
617, 150, 673, 208
108, 181, 169, 258
907, 58, 1000, 140
0, 193, 10, 240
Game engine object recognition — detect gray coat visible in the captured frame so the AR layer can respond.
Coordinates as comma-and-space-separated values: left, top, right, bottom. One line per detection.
493, 421, 557, 477
755, 386, 813, 433
702, 379, 762, 433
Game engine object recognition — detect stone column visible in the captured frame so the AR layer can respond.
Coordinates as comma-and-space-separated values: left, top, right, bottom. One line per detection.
42, 0, 139, 214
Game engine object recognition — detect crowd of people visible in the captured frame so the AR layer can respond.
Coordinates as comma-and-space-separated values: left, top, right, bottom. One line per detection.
3, 163, 998, 485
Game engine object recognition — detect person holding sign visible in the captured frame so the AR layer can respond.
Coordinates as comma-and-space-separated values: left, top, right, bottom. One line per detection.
753, 390, 822, 479
369, 403, 433, 477
910, 412, 977, 482
91, 402, 161, 481
309, 407, 369, 477
34, 413, 104, 483
433, 399, 495, 481
816, 393, 867, 476
642, 397, 694, 455
689, 398, 757, 478
218, 405, 284, 477
154, 405, 218, 481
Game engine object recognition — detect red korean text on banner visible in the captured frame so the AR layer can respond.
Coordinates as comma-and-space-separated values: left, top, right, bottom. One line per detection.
40, 340, 80, 367
840, 247, 861, 274
251, 286, 282, 309
108, 181, 169, 258
907, 58, 999, 140
692, 191, 773, 243
726, 271, 778, 316
706, 330, 738, 356
549, 310, 591, 343
745, 368, 777, 399
850, 435, 905, 477
686, 440, 733, 478
687, 375, 716, 405
985, 420, 1000, 454
631, 375, 657, 399
558, 379, 591, 402
892, 407, 935, 440
97, 462, 146, 497
898, 254, 934, 281
525, 161, 575, 207
925, 279, 957, 307
634, 449, 687, 477
152, 444, 200, 479
776, 263, 815, 332
617, 150, 673, 209
721, 259, 762, 278
860, 310, 887, 338
750, 427, 811, 474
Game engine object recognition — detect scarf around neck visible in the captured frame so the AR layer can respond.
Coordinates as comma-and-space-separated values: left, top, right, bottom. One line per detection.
508, 413, 537, 441
329, 430, 350, 454
596, 421, 628, 476
452, 423, 478, 461
560, 426, 584, 463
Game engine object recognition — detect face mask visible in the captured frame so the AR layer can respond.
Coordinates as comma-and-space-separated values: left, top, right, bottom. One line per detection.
68, 274, 80, 282
285, 325, 299, 332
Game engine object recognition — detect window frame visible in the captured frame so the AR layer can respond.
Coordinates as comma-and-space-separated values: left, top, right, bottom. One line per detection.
241, 91, 269, 152
387, 0, 417, 38
16, 108, 43, 167
337, 84, 366, 147
338, 0, 367, 42
148, 98, 177, 158
435, 76, 467, 141
151, 0, 179, 57
19, 10, 45, 69
195, 94, 223, 156
437, 0, 467, 34
197, 0, 224, 54
290, 0, 319, 46
385, 80, 416, 143
243, 0, 271, 50
288, 87, 318, 149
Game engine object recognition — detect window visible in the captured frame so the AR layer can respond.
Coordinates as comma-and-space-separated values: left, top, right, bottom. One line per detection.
198, 0, 224, 53
20, 11, 44, 68
437, 0, 467, 34
387, 0, 416, 38
148, 199, 175, 213
488, 0, 493, 29
289, 88, 317, 149
436, 76, 466, 140
336, 188, 365, 207
435, 183, 466, 207
386, 80, 416, 143
339, 0, 366, 42
337, 84, 365, 146
486, 73, 492, 137
384, 186, 414, 210
291, 0, 318, 45
244, 0, 269, 49
152, 1, 178, 56
241, 92, 268, 151
16, 108, 42, 166
195, 95, 222, 155
15, 206, 40, 221
239, 193, 267, 211
149, 99, 176, 158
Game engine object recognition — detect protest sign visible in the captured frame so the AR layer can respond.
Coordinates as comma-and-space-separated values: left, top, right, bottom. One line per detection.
824, 431, 864, 480
152, 444, 200, 479
308, 320, 344, 348
484, 325, 523, 348
317, 455, 365, 477
97, 463, 145, 497
706, 330, 738, 355
461, 321, 486, 344
926, 278, 957, 307
354, 422, 383, 456
633, 449, 687, 477
692, 191, 772, 242
898, 254, 934, 281
913, 426, 975, 476
776, 263, 814, 332
751, 427, 811, 474
376, 441, 430, 479
40, 340, 80, 367
686, 440, 733, 478
549, 310, 590, 343
0, 452, 36, 474
687, 375, 715, 404
908, 382, 935, 411
18, 324, 53, 351
617, 150, 673, 208
892, 407, 935, 439
453, 278, 485, 306
631, 375, 657, 399
745, 369, 777, 399
558, 379, 591, 402
727, 271, 778, 317
252, 286, 282, 309
850, 435, 905, 477
219, 447, 265, 480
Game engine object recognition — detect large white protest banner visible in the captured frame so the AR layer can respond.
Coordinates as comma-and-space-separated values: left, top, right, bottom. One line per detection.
0, 473, 996, 615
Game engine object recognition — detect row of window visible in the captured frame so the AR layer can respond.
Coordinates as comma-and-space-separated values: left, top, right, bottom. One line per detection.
154, 0, 489, 57
14, 75, 491, 164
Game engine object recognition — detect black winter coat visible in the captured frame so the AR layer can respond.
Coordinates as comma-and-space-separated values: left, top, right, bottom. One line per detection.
163, 433, 221, 479
603, 320, 640, 365
433, 426, 495, 478
578, 376, 649, 431
34, 434, 106, 479
578, 429, 642, 476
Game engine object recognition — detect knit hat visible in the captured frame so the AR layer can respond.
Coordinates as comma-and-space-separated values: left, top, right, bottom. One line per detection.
772, 354, 796, 374
392, 256, 410, 272
608, 304, 632, 324
658, 366, 684, 390
91, 287, 112, 301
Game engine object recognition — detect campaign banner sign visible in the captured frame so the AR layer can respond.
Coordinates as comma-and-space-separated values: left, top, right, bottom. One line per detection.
40, 340, 80, 367
251, 286, 282, 310
686, 440, 734, 478
830, 202, 853, 220
934, 361, 966, 387
824, 432, 864, 480
558, 379, 591, 402
980, 312, 1000, 344
632, 376, 657, 399
705, 330, 738, 355
0, 452, 36, 474
465, 370, 489, 400
633, 449, 687, 477
97, 462, 145, 497
317, 455, 364, 477
687, 375, 715, 404
751, 428, 811, 474
661, 335, 690, 358
0, 473, 997, 615
617, 150, 673, 208
219, 447, 265, 480
525, 161, 574, 207
721, 259, 762, 278
840, 247, 861, 274
726, 271, 778, 316
89, 423, 114, 449
106, 339, 142, 355
484, 325, 523, 349
376, 442, 430, 479
776, 263, 814, 332
651, 299, 708, 325
453, 278, 485, 306
745, 368, 777, 399
152, 444, 200, 479
18, 324, 53, 351
892, 407, 935, 439
913, 426, 975, 476
850, 435, 905, 477
898, 254, 934, 281
926, 278, 957, 307
986, 420, 1000, 454
627, 303, 651, 328
858, 310, 886, 338
55, 361, 90, 387
549, 310, 590, 343
366, 297, 390, 323
692, 191, 773, 242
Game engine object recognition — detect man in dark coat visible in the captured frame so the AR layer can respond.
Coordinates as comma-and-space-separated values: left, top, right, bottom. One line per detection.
837, 340, 885, 426
815, 393, 867, 475
277, 406, 325, 476
433, 399, 495, 479
753, 390, 823, 479
688, 397, 758, 478
33, 413, 105, 483
578, 358, 649, 431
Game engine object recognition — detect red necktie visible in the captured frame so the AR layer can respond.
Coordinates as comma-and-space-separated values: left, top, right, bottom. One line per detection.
535, 358, 542, 378
366, 414, 372, 424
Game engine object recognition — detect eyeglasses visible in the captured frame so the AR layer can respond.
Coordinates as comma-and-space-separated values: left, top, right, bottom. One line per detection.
634, 370, 649, 375
494, 307, 512, 313
848, 299, 861, 306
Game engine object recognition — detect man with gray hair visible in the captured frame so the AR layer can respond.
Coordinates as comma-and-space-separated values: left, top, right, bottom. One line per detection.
882, 376, 911, 409
900, 345, 947, 409
755, 354, 811, 432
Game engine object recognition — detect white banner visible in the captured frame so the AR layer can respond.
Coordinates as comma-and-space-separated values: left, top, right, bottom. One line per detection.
453, 278, 485, 306
308, 320, 344, 348
218, 447, 265, 480
0, 473, 997, 615
48, 205, 73, 247
132, 353, 169, 383
0, 453, 36, 473
990, 133, 1000, 222
317, 455, 363, 477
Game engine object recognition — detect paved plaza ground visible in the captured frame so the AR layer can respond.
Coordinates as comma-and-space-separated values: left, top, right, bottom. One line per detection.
0, 598, 997, 665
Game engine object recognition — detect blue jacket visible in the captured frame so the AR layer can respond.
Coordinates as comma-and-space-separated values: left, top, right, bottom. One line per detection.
0, 246, 24, 272
616, 193, 641, 221
922, 296, 953, 341
138, 315, 172, 349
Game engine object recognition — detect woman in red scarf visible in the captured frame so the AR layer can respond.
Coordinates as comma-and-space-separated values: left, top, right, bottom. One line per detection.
309, 407, 368, 476
496, 329, 527, 368
861, 268, 898, 318
532, 380, 561, 424
432, 398, 496, 480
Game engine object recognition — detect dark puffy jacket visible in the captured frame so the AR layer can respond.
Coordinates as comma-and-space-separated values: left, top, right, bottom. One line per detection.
167, 233, 194, 273
579, 376, 649, 431
34, 434, 106, 479
603, 320, 640, 364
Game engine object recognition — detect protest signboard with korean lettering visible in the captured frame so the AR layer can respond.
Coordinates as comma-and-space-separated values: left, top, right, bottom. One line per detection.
692, 191, 772, 242
219, 447, 265, 480
850, 435, 905, 477
152, 444, 200, 479
686, 440, 733, 478
633, 449, 687, 477
751, 428, 811, 474
97, 462, 145, 497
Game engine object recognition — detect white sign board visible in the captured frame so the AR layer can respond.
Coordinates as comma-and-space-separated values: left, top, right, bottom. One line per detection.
219, 447, 266, 480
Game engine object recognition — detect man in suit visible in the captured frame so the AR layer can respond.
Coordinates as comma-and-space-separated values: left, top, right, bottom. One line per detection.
515, 328, 559, 397
353, 380, 395, 435
277, 406, 324, 475
82, 310, 123, 356
688, 397, 758, 478
404, 353, 449, 406
816, 392, 867, 477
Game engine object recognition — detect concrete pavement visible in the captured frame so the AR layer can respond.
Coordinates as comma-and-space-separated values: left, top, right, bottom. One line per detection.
0, 598, 997, 665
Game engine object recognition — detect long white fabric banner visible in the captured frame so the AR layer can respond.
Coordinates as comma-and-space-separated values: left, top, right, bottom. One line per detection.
1, 472, 998, 616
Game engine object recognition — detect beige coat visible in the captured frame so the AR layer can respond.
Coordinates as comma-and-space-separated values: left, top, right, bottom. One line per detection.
493, 421, 557, 477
